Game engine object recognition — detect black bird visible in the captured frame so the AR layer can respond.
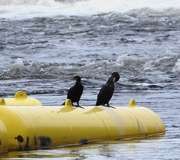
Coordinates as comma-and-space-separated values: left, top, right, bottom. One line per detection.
96, 72, 120, 107
63, 76, 84, 107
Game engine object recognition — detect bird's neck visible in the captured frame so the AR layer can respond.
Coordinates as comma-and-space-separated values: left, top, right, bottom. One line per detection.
76, 80, 81, 85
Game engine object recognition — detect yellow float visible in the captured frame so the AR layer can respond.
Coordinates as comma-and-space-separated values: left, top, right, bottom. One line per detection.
0, 91, 165, 153
0, 91, 42, 106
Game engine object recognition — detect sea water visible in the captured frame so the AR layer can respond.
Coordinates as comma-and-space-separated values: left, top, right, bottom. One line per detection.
0, 0, 180, 159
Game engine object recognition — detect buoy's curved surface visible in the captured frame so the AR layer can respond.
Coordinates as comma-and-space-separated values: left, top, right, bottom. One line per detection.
0, 98, 165, 153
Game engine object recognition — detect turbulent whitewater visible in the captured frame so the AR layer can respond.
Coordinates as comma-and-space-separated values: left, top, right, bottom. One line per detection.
1, 0, 180, 19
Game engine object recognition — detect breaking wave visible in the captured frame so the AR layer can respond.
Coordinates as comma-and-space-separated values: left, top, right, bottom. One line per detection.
1, 53, 179, 79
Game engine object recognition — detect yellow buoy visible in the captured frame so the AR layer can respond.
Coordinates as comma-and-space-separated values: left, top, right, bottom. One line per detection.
0, 97, 165, 153
0, 91, 42, 106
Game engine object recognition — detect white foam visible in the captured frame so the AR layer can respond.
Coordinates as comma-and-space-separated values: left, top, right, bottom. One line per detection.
172, 59, 180, 73
0, 0, 180, 19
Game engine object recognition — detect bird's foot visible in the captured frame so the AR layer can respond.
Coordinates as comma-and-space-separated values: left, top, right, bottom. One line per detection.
105, 105, 116, 109
105, 103, 116, 109
75, 105, 84, 109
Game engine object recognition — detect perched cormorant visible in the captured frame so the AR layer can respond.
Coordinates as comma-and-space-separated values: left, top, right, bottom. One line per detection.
63, 76, 84, 107
95, 72, 120, 107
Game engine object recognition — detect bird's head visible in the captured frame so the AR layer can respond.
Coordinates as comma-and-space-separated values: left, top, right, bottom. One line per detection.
111, 72, 120, 83
72, 76, 81, 82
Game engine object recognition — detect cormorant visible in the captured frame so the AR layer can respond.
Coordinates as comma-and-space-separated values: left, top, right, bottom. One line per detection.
63, 76, 84, 107
95, 72, 120, 107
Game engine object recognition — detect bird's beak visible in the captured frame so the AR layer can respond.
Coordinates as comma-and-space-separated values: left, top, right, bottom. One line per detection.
72, 77, 76, 81
113, 77, 116, 83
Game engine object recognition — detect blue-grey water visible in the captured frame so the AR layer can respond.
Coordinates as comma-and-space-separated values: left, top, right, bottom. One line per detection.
0, 0, 180, 159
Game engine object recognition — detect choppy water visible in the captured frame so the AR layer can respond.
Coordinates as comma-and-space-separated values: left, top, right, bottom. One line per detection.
0, 0, 180, 159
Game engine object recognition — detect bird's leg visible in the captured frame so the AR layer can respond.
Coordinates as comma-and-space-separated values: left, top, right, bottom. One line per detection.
76, 102, 80, 107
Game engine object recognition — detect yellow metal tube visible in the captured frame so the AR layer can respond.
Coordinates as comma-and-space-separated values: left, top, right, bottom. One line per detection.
0, 99, 165, 153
